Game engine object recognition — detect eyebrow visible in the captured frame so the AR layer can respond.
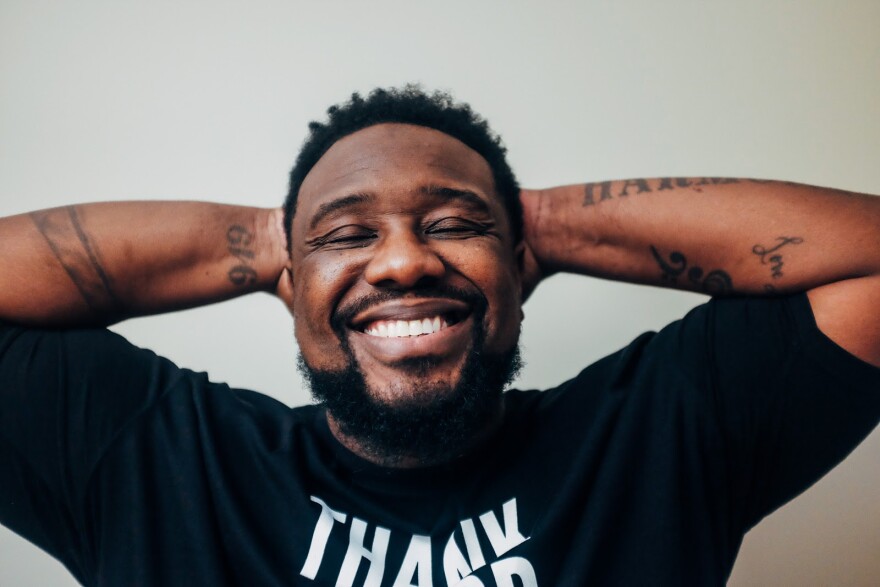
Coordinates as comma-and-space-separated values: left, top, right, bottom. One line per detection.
309, 193, 375, 230
418, 185, 492, 215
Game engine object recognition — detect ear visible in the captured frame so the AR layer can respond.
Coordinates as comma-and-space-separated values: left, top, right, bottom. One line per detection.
513, 242, 527, 322
514, 240, 526, 294
275, 266, 296, 315
515, 238, 542, 303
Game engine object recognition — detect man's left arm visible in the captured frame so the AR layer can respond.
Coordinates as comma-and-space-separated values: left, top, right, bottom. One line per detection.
520, 178, 880, 366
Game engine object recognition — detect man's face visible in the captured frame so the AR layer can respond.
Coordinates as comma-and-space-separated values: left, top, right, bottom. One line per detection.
287, 123, 523, 458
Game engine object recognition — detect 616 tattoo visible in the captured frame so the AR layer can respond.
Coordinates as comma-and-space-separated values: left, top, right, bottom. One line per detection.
227, 225, 258, 286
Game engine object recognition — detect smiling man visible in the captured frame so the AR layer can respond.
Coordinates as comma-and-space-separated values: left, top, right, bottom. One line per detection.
1, 87, 879, 586
287, 121, 525, 467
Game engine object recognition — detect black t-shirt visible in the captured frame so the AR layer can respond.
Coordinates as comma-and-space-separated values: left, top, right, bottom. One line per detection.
1, 294, 879, 586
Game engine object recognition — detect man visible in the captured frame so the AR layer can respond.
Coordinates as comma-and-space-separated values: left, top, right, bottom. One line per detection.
0, 86, 878, 586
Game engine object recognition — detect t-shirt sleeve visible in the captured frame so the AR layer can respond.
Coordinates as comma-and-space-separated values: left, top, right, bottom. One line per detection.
0, 320, 182, 580
672, 293, 880, 531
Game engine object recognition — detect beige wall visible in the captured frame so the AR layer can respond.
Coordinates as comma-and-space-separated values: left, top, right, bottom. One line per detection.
1, 1, 878, 584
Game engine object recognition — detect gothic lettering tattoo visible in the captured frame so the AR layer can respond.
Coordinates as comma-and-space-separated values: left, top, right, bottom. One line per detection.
658, 177, 692, 191
227, 224, 258, 286
618, 178, 651, 196
582, 181, 613, 206
752, 236, 804, 290
649, 245, 733, 295
583, 177, 741, 207
30, 207, 121, 310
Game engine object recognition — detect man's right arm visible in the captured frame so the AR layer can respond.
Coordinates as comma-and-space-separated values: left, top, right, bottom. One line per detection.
0, 200, 292, 573
0, 201, 288, 327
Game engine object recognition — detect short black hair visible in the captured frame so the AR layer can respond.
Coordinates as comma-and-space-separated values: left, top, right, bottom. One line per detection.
283, 85, 522, 247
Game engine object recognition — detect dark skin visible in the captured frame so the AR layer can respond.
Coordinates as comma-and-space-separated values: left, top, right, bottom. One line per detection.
0, 202, 286, 326
276, 124, 525, 463
519, 178, 880, 366
282, 126, 523, 391
0, 122, 878, 467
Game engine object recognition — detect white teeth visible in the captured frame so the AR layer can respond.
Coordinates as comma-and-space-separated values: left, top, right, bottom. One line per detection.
363, 315, 452, 338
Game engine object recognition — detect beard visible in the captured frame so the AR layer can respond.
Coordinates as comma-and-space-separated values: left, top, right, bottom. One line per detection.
297, 287, 522, 466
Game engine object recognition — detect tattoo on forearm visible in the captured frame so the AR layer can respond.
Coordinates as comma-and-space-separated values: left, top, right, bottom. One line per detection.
30, 207, 121, 310
227, 225, 258, 286
583, 181, 614, 205
649, 245, 733, 295
583, 177, 741, 207
752, 236, 804, 292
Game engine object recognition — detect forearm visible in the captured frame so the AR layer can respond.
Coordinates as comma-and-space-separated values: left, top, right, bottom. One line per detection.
0, 201, 287, 326
523, 178, 880, 296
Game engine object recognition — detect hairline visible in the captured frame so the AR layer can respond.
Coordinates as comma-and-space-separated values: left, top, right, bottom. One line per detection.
288, 121, 520, 250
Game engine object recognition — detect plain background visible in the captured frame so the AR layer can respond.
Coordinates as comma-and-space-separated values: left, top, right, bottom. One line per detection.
1, 1, 878, 585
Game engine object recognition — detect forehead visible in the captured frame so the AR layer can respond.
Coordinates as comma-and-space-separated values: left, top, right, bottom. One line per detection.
296, 123, 498, 222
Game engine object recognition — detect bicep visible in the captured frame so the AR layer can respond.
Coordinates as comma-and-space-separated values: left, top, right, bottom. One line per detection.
808, 274, 880, 367
680, 295, 880, 529
0, 323, 177, 575
0, 324, 174, 495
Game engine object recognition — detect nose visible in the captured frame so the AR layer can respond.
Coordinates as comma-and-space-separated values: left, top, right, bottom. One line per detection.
364, 228, 445, 289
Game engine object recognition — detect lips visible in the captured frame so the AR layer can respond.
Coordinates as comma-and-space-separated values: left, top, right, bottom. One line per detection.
350, 298, 471, 335
343, 297, 476, 362
363, 316, 448, 338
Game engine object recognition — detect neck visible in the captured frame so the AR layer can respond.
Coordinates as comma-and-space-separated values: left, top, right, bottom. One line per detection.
325, 401, 505, 469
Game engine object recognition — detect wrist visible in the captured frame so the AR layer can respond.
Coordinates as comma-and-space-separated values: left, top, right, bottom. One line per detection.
254, 207, 290, 291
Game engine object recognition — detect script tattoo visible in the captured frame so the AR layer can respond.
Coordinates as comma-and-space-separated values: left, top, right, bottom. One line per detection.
30, 206, 121, 311
226, 225, 258, 286
752, 236, 804, 291
583, 177, 740, 207
649, 245, 733, 295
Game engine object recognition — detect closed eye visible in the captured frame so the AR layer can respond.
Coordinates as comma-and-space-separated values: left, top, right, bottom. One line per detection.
308, 226, 377, 250
424, 218, 494, 238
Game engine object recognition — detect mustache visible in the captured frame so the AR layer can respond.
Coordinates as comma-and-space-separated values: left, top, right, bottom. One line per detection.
331, 286, 488, 334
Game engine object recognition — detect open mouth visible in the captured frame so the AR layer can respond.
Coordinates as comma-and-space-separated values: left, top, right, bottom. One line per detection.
342, 296, 482, 364
360, 310, 469, 338
348, 299, 473, 340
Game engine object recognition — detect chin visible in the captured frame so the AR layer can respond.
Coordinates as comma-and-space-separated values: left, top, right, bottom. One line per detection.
361, 359, 467, 404
297, 341, 523, 465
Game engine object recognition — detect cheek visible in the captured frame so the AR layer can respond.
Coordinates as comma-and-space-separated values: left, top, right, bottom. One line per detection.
487, 277, 522, 342
293, 254, 360, 318
292, 256, 362, 369
458, 248, 522, 345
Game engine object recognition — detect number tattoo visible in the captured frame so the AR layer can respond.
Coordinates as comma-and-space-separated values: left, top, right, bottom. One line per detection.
227, 224, 258, 286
